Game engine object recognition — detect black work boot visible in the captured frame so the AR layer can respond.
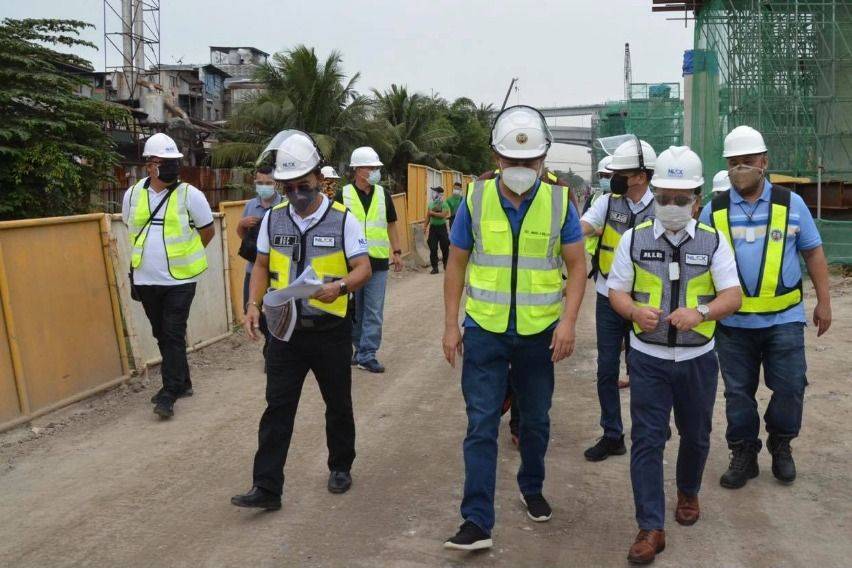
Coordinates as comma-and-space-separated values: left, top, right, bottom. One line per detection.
767, 435, 796, 485
584, 435, 627, 462
720, 441, 760, 489
231, 486, 281, 510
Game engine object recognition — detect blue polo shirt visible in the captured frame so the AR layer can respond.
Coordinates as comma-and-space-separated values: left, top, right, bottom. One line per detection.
450, 178, 583, 334
699, 180, 822, 329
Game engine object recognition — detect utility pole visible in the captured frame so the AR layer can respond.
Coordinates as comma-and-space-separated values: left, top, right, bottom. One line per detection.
501, 77, 518, 112
624, 43, 632, 100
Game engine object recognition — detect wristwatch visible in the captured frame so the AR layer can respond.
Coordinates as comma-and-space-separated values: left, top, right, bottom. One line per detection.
696, 304, 711, 321
338, 280, 349, 295
393, 249, 402, 255
246, 300, 261, 311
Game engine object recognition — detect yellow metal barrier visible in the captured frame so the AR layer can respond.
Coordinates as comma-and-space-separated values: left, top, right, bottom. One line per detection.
219, 200, 250, 324
0, 214, 129, 432
391, 193, 412, 256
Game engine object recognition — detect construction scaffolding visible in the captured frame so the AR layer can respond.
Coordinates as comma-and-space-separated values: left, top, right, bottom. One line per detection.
690, 0, 852, 186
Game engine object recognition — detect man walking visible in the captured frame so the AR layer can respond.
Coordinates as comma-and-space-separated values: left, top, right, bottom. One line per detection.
700, 126, 832, 488
446, 181, 464, 226
426, 186, 451, 274
122, 133, 215, 419
442, 105, 586, 551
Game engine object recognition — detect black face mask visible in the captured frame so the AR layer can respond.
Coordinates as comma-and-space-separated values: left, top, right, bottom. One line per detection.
156, 160, 181, 184
287, 186, 319, 214
610, 174, 629, 195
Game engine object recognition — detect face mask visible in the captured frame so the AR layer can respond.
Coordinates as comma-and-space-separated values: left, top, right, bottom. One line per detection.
286, 185, 319, 215
255, 184, 276, 200
610, 174, 628, 195
655, 203, 694, 232
599, 178, 611, 192
367, 169, 381, 185
453, 188, 462, 195
155, 160, 180, 184
728, 164, 764, 193
501, 167, 538, 195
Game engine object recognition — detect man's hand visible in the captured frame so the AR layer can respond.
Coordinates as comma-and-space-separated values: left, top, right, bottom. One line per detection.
813, 301, 832, 337
245, 305, 262, 341
443, 324, 463, 368
632, 307, 662, 333
311, 282, 341, 304
666, 307, 702, 332
550, 319, 576, 363
391, 251, 403, 272
239, 216, 261, 230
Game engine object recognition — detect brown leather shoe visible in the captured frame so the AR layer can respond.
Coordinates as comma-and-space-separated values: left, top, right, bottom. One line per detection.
675, 490, 700, 526
627, 529, 665, 564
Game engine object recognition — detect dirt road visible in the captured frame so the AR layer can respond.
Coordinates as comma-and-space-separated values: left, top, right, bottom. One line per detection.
1, 268, 851, 568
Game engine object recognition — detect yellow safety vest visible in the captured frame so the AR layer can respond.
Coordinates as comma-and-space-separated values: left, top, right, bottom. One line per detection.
466, 179, 568, 336
584, 191, 604, 257
128, 179, 208, 280
267, 200, 349, 319
593, 194, 655, 278
630, 220, 718, 346
341, 184, 389, 259
710, 186, 802, 314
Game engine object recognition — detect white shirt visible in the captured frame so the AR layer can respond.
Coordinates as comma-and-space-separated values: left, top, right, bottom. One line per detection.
581, 188, 654, 296
121, 181, 214, 286
606, 218, 740, 362
256, 195, 368, 260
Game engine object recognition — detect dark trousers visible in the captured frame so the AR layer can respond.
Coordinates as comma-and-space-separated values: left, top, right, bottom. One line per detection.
461, 326, 554, 533
136, 283, 196, 399
629, 349, 718, 530
252, 321, 356, 496
715, 322, 807, 447
428, 224, 450, 270
596, 293, 632, 438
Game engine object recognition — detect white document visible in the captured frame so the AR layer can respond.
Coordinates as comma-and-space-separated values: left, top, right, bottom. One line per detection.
262, 266, 324, 342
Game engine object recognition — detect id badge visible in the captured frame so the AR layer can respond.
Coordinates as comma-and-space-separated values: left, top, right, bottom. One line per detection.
746, 226, 756, 243
668, 262, 680, 281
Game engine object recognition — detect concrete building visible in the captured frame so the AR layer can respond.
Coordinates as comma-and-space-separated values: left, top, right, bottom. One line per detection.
209, 46, 270, 117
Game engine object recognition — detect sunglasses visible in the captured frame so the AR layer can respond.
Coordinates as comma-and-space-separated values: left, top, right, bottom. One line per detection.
280, 182, 313, 193
653, 193, 695, 207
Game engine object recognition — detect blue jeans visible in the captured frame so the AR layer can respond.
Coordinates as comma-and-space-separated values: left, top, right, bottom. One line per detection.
352, 268, 388, 364
596, 293, 631, 438
715, 322, 807, 447
629, 349, 718, 530
460, 326, 555, 534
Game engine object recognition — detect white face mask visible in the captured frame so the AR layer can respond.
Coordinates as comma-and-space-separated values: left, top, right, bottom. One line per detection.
501, 166, 538, 195
367, 169, 381, 185
655, 203, 694, 232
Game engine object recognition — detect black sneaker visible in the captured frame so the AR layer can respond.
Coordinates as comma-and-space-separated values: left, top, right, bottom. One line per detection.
720, 441, 760, 489
357, 359, 385, 373
520, 493, 552, 522
767, 435, 796, 485
328, 471, 352, 494
444, 521, 492, 551
153, 397, 174, 419
150, 387, 193, 404
584, 435, 627, 462
430, 267, 439, 274
230, 486, 281, 510
351, 354, 358, 366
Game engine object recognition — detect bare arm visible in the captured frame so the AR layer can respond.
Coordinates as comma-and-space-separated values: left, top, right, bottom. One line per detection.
550, 242, 586, 362
199, 224, 215, 247
442, 245, 470, 367
581, 220, 602, 238
344, 255, 372, 292
388, 221, 403, 272
801, 245, 832, 336
244, 253, 270, 339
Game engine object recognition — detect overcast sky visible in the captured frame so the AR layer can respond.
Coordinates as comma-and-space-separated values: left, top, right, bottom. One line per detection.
3, 0, 694, 178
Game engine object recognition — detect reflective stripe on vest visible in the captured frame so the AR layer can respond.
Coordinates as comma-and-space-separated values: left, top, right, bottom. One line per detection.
584, 192, 603, 257
629, 221, 718, 347
341, 184, 389, 259
593, 194, 655, 278
710, 186, 802, 314
128, 179, 208, 280
465, 179, 567, 336
267, 200, 349, 318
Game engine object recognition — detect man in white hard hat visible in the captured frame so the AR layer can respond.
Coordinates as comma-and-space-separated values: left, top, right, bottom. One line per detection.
607, 146, 742, 564
699, 125, 832, 489
232, 130, 372, 511
580, 136, 657, 462
442, 105, 586, 551
711, 170, 730, 193
122, 132, 215, 419
335, 147, 403, 373
320, 165, 341, 199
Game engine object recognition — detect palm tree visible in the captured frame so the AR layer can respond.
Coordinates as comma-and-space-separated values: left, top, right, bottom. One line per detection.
211, 46, 369, 169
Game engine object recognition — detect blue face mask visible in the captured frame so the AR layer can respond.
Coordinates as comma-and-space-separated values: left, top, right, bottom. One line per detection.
256, 184, 276, 200
599, 178, 611, 192
367, 169, 381, 185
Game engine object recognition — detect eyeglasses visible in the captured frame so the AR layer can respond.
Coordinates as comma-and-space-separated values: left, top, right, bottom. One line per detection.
280, 182, 313, 193
653, 193, 695, 207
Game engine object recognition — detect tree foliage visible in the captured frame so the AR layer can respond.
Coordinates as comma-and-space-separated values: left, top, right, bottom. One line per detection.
0, 19, 128, 220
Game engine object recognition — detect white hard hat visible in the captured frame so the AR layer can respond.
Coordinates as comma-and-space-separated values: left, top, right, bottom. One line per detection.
350, 146, 383, 168
607, 137, 657, 171
712, 169, 730, 192
723, 125, 767, 158
321, 166, 340, 179
597, 156, 613, 174
650, 146, 704, 190
491, 105, 552, 160
269, 130, 323, 181
142, 133, 183, 159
